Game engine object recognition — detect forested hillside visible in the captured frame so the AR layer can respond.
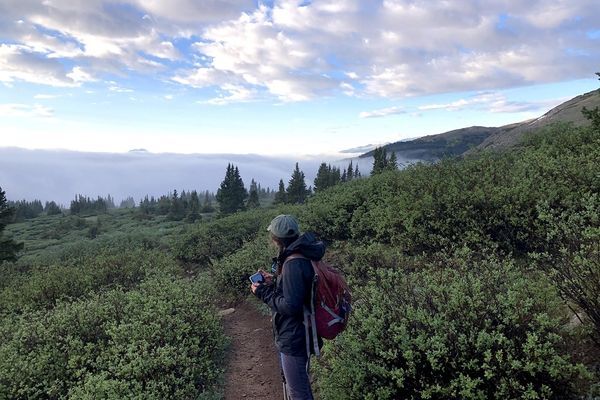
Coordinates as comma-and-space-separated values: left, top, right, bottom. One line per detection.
1, 116, 599, 398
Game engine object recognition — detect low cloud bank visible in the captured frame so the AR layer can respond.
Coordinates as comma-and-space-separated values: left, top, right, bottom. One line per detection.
0, 148, 378, 206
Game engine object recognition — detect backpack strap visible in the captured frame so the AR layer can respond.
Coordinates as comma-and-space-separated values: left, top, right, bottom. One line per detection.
284, 254, 321, 357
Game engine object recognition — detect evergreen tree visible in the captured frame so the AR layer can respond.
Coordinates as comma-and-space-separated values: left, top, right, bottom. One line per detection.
0, 187, 24, 262
329, 165, 341, 187
371, 146, 389, 175
287, 163, 309, 204
186, 190, 201, 222
168, 190, 185, 220
387, 151, 398, 171
106, 194, 115, 209
216, 163, 248, 214
201, 191, 216, 213
139, 195, 152, 216
314, 163, 330, 193
354, 164, 361, 179
273, 179, 287, 205
247, 179, 260, 209
119, 197, 136, 209
346, 161, 354, 181
11, 199, 44, 221
44, 201, 62, 215
156, 194, 170, 215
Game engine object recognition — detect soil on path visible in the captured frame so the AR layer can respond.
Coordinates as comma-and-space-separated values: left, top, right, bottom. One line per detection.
222, 300, 283, 400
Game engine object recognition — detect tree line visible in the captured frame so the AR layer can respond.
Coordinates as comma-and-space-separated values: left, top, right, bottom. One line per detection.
214, 149, 399, 214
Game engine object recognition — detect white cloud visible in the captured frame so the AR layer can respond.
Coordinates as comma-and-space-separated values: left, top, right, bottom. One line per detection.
0, 103, 54, 118
67, 66, 95, 83
0, 44, 81, 87
108, 84, 133, 93
132, 0, 255, 23
204, 84, 256, 105
418, 92, 567, 114
359, 106, 405, 119
0, 0, 599, 100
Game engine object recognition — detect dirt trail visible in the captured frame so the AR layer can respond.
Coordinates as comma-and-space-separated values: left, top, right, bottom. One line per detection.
222, 300, 283, 400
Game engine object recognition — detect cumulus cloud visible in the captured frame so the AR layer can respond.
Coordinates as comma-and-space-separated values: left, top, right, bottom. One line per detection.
0, 0, 599, 102
175, 5, 336, 102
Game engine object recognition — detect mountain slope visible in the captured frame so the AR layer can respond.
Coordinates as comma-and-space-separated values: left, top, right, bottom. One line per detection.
477, 89, 600, 150
360, 89, 600, 161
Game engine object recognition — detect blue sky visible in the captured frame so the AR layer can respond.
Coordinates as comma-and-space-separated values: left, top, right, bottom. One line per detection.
1, 0, 599, 157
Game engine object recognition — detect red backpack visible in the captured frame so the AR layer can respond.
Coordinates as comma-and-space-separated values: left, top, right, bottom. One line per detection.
285, 254, 352, 356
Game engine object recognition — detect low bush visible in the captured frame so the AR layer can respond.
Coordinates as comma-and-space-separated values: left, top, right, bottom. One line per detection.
314, 255, 591, 399
0, 275, 227, 399
211, 235, 274, 299
0, 248, 180, 314
172, 208, 275, 265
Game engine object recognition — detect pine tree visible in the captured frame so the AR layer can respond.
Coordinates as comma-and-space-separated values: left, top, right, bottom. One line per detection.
346, 161, 354, 181
314, 163, 330, 193
329, 166, 341, 187
201, 191, 216, 213
273, 179, 287, 205
167, 190, 185, 220
354, 164, 361, 178
387, 151, 398, 170
0, 187, 24, 262
186, 190, 201, 222
216, 164, 248, 214
287, 163, 309, 204
371, 147, 389, 175
45, 201, 62, 215
139, 195, 151, 216
247, 179, 260, 209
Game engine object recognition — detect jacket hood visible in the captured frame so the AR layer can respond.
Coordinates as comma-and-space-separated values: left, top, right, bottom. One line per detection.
281, 232, 325, 262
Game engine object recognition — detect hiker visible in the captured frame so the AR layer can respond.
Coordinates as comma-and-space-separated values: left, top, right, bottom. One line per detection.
251, 214, 324, 400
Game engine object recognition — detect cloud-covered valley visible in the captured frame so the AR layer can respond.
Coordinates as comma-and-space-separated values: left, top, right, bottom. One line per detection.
0, 147, 376, 205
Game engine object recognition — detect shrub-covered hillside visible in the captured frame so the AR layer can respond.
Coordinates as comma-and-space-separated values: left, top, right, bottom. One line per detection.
0, 210, 230, 399
1, 119, 598, 399
204, 121, 599, 399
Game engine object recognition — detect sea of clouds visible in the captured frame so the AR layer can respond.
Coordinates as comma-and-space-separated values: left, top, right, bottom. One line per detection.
0, 147, 378, 206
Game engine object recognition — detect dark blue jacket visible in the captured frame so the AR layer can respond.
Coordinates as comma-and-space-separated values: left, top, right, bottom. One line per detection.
254, 232, 325, 356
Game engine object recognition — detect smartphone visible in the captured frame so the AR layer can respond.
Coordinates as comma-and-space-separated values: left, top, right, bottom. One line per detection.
249, 271, 264, 284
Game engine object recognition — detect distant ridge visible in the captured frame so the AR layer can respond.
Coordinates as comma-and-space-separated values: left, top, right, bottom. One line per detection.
477, 89, 600, 150
359, 89, 600, 161
359, 126, 499, 161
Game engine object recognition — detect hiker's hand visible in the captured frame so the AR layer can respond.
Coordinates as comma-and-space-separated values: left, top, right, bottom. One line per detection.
251, 282, 261, 294
259, 269, 273, 285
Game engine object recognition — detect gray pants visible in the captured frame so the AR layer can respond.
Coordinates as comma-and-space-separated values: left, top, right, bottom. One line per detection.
280, 352, 314, 400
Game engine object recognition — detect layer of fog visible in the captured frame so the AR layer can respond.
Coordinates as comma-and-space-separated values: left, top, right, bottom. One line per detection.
0, 148, 379, 206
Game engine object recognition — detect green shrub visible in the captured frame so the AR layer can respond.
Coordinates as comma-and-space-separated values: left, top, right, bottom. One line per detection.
0, 275, 227, 399
0, 248, 180, 314
314, 256, 590, 399
211, 235, 274, 299
172, 208, 273, 264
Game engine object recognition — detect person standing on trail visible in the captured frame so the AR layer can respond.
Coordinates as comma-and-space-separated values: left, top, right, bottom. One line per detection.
251, 214, 324, 400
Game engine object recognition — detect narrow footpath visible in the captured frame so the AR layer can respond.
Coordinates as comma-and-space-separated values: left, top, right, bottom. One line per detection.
222, 301, 283, 400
